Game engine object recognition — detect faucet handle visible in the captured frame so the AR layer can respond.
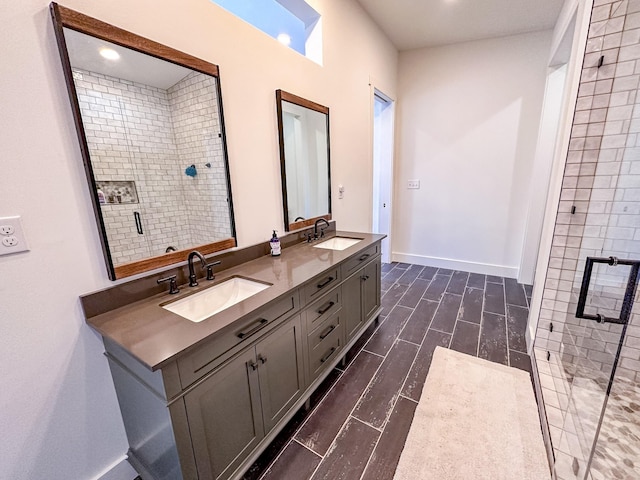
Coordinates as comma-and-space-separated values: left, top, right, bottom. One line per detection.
157, 275, 180, 294
205, 260, 222, 281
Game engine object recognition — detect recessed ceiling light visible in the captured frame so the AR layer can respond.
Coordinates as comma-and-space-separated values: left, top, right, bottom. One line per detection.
277, 33, 291, 46
99, 47, 120, 61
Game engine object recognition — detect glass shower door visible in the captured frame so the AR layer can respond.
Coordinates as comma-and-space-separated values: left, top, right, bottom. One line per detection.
533, 1, 640, 478
555, 257, 638, 479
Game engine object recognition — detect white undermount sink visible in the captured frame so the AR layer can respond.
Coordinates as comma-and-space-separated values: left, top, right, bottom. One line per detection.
162, 277, 271, 323
313, 236, 362, 251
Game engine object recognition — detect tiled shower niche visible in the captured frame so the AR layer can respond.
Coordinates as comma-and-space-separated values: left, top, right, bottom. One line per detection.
74, 68, 231, 266
534, 0, 640, 478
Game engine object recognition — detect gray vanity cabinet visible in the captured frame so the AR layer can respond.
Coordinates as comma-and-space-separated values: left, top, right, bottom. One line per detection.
343, 256, 382, 342
362, 258, 381, 320
184, 314, 304, 480
254, 316, 305, 432
97, 239, 384, 480
342, 273, 363, 342
185, 348, 264, 480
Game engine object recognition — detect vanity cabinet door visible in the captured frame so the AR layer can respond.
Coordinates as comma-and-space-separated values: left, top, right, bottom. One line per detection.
343, 272, 364, 342
362, 257, 381, 320
184, 348, 264, 480
255, 315, 305, 432
343, 256, 382, 343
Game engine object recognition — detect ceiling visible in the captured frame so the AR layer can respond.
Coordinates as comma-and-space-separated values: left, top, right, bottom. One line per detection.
356, 0, 566, 50
65, 28, 193, 90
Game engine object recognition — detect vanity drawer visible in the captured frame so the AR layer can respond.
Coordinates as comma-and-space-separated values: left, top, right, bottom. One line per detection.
304, 286, 342, 331
341, 244, 379, 278
308, 310, 342, 352
309, 319, 342, 380
303, 267, 341, 304
177, 291, 299, 388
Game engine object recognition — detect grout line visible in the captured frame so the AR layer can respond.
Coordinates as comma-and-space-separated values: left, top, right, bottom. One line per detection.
477, 273, 488, 357
449, 305, 461, 347
293, 438, 324, 458
356, 417, 385, 480
361, 348, 386, 358
457, 318, 481, 327
502, 278, 511, 367
349, 414, 384, 433
398, 393, 418, 404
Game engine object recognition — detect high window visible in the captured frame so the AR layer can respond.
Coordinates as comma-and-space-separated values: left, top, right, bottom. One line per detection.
212, 0, 322, 64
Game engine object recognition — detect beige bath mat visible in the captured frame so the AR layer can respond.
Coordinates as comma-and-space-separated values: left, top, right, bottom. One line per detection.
394, 347, 549, 480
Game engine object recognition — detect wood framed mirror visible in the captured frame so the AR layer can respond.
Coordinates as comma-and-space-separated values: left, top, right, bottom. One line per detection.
51, 3, 237, 280
276, 90, 331, 232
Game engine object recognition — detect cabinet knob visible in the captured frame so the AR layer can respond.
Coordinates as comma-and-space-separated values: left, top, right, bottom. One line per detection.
361, 275, 370, 281
248, 360, 258, 371
258, 354, 267, 364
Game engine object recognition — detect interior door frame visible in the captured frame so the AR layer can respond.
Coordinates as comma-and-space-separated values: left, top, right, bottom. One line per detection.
369, 77, 396, 264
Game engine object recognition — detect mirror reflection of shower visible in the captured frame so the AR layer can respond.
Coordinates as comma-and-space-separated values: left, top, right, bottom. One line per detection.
276, 90, 331, 231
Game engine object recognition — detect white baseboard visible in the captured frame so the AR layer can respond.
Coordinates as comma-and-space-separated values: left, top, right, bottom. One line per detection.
95, 457, 138, 480
391, 252, 519, 278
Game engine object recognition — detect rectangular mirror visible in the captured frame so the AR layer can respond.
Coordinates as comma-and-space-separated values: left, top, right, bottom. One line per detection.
51, 3, 237, 280
276, 90, 331, 231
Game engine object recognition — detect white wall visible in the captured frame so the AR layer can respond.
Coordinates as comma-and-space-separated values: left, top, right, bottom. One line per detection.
0, 1, 397, 479
393, 31, 552, 277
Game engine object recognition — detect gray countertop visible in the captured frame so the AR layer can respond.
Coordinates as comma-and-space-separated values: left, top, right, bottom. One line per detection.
86, 231, 385, 371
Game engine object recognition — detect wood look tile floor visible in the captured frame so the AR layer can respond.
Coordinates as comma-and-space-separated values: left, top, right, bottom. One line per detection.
243, 263, 534, 480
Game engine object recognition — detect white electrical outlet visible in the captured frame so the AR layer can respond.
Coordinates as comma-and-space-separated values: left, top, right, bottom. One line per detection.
0, 224, 15, 235
0, 216, 29, 255
407, 179, 420, 189
2, 236, 18, 247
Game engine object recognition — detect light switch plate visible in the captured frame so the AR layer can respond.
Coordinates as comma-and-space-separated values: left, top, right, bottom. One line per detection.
407, 179, 420, 189
0, 216, 29, 256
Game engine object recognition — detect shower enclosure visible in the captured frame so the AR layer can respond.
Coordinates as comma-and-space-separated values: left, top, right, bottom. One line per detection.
534, 1, 640, 478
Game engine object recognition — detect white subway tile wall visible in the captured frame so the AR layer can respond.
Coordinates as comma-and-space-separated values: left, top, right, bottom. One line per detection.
74, 68, 231, 265
534, 0, 640, 478
168, 71, 232, 247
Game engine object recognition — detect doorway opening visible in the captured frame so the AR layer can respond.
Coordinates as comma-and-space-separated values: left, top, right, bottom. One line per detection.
372, 89, 395, 264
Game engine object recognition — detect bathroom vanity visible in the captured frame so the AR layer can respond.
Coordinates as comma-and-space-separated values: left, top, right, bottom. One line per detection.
83, 232, 383, 480
53, 6, 379, 478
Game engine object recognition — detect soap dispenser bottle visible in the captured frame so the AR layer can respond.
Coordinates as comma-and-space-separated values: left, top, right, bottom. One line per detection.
270, 230, 281, 256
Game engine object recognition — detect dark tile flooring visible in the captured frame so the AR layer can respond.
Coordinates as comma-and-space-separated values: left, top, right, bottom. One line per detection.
243, 263, 534, 480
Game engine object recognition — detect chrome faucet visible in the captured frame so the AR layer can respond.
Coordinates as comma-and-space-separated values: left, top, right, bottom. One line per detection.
313, 218, 330, 240
187, 251, 221, 287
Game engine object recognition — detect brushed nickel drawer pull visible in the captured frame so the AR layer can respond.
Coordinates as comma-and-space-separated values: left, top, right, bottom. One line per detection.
317, 276, 334, 289
319, 324, 336, 340
317, 301, 335, 315
320, 347, 337, 363
237, 318, 268, 339
359, 253, 370, 262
